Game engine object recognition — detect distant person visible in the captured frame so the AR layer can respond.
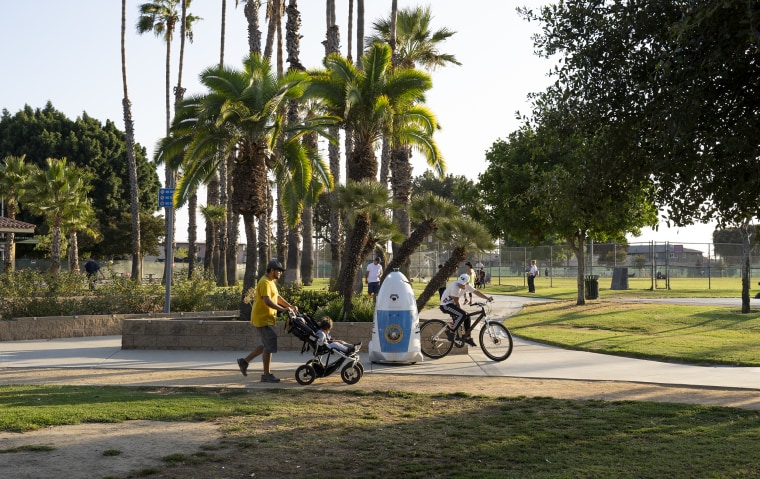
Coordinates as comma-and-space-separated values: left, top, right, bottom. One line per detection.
84, 257, 105, 290
526, 260, 539, 293
365, 256, 383, 299
237, 260, 298, 383
464, 262, 476, 304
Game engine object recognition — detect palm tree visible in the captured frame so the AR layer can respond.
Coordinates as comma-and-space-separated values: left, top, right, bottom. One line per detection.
121, 0, 143, 282
136, 0, 200, 283
62, 192, 99, 273
200, 203, 226, 278
157, 53, 333, 312
136, 0, 201, 136
324, 0, 344, 288
416, 217, 494, 311
0, 155, 32, 273
306, 42, 442, 302
369, 5, 460, 275
25, 159, 91, 275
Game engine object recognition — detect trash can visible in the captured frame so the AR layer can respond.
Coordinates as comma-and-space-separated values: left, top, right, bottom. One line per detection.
584, 275, 599, 300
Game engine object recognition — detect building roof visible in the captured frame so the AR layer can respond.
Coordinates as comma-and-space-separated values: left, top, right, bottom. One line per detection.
0, 216, 36, 234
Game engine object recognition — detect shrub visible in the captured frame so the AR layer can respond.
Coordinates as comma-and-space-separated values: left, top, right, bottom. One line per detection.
314, 295, 375, 322
279, 283, 341, 315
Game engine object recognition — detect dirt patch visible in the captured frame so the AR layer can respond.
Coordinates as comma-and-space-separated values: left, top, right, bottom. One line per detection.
0, 420, 224, 479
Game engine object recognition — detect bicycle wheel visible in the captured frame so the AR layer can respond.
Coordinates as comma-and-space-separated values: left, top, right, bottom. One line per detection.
419, 319, 454, 359
479, 321, 514, 361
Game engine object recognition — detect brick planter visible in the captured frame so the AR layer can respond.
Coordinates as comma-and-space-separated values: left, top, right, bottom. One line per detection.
121, 319, 374, 352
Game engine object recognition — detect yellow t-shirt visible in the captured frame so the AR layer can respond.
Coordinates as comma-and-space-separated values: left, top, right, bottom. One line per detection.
251, 275, 279, 327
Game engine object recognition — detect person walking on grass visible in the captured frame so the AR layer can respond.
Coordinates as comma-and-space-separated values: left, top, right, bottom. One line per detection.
237, 260, 298, 383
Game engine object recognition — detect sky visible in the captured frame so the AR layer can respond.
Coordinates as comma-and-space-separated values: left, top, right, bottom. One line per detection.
0, 1, 717, 249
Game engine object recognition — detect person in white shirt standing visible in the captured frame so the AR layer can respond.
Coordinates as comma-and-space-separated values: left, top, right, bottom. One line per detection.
365, 256, 383, 299
527, 259, 539, 293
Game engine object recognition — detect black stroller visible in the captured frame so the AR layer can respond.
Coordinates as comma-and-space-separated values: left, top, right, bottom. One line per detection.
285, 311, 364, 385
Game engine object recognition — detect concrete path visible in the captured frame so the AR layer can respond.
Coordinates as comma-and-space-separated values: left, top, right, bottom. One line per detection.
1, 295, 757, 391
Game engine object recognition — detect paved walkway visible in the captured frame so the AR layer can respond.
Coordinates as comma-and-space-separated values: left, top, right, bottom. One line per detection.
1, 295, 758, 391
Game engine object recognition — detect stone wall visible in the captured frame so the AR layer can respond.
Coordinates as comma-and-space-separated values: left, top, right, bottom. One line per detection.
0, 311, 239, 341
121, 319, 373, 352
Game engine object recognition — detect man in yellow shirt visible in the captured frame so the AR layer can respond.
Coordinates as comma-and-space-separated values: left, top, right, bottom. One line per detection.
237, 260, 297, 383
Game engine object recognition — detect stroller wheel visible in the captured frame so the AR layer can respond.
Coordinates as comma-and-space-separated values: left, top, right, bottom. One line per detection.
340, 363, 363, 385
295, 364, 317, 385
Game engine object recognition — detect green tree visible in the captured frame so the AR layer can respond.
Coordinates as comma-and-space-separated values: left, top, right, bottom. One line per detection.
0, 104, 161, 258
0, 154, 32, 272
24, 159, 91, 274
522, 0, 760, 311
479, 126, 657, 305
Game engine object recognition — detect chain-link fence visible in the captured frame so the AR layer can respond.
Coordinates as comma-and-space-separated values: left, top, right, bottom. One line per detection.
398, 241, 760, 290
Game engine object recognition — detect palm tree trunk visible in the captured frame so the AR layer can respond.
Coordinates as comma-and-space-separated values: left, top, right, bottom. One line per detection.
121, 0, 141, 283
285, 220, 302, 284
245, 0, 262, 54
338, 212, 371, 319
50, 219, 62, 275
187, 192, 197, 277
68, 231, 79, 273
324, 1, 343, 289
217, 156, 229, 286
204, 175, 219, 276
301, 204, 314, 285
241, 212, 258, 320
356, 0, 364, 67
345, 0, 353, 63
416, 251, 461, 312
390, 145, 413, 277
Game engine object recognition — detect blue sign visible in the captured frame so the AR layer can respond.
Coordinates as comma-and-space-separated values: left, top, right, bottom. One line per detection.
158, 188, 175, 208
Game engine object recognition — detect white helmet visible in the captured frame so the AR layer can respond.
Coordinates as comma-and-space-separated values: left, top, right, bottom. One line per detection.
457, 273, 470, 285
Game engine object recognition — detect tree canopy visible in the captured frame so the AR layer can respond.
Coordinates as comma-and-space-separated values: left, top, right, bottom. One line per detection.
0, 103, 161, 258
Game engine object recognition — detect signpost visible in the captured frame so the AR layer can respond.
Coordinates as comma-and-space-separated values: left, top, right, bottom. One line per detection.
159, 188, 175, 313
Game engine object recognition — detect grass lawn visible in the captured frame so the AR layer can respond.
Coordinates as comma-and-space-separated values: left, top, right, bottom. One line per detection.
1, 386, 759, 478
508, 300, 760, 366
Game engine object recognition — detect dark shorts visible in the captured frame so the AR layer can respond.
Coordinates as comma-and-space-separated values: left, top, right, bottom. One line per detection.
367, 282, 380, 295
256, 325, 278, 353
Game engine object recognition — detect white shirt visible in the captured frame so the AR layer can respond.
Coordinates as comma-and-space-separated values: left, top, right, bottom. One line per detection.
528, 264, 539, 277
366, 262, 383, 283
440, 281, 475, 306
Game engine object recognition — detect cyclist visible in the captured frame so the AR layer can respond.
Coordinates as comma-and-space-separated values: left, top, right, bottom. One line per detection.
440, 273, 494, 346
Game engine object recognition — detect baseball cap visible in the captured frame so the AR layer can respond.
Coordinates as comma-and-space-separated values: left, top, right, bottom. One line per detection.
456, 273, 469, 285
465, 262, 472, 267
267, 260, 285, 272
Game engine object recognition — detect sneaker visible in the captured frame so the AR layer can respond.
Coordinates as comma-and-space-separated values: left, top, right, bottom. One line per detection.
261, 373, 281, 383
464, 337, 476, 347
354, 341, 363, 351
237, 358, 249, 377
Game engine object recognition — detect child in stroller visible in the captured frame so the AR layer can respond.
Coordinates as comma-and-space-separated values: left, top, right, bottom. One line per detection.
286, 311, 365, 385
317, 317, 362, 355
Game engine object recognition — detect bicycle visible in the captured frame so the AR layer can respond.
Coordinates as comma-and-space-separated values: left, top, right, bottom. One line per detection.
419, 301, 513, 361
